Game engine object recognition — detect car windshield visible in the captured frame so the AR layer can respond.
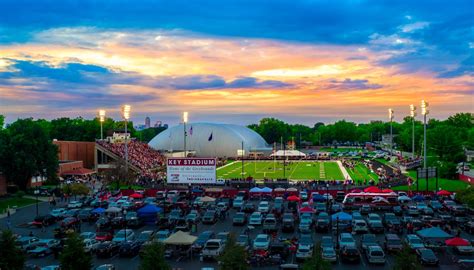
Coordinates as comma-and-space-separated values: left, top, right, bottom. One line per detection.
205, 243, 220, 250
299, 247, 310, 252
371, 250, 384, 256
410, 238, 422, 244
255, 237, 267, 243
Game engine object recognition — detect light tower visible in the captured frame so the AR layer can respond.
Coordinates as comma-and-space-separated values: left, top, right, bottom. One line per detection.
388, 108, 394, 156
183, 112, 188, 157
421, 100, 429, 169
122, 105, 131, 173
409, 104, 416, 159
99, 110, 106, 140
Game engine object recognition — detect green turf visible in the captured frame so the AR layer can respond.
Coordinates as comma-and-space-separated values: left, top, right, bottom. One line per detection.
346, 162, 379, 184
392, 170, 469, 192
0, 197, 38, 214
217, 161, 344, 180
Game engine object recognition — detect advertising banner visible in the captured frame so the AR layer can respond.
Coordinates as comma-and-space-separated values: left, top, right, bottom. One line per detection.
167, 158, 217, 184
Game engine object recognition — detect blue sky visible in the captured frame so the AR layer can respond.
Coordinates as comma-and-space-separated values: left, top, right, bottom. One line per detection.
0, 0, 472, 125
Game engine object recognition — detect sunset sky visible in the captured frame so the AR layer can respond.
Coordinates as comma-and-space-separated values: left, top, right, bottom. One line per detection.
0, 0, 472, 126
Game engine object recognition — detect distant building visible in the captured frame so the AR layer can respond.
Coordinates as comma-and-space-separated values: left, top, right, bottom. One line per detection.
145, 116, 151, 128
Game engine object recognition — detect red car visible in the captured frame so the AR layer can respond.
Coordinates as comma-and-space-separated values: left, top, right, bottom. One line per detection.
96, 231, 113, 242
60, 217, 79, 228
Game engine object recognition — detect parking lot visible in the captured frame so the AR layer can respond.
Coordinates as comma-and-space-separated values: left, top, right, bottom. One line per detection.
1, 188, 473, 270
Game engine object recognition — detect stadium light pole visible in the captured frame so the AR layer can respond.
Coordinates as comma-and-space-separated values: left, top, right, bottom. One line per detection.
122, 105, 131, 174
421, 100, 429, 169
183, 112, 188, 158
388, 108, 394, 156
241, 141, 244, 181
99, 110, 106, 140
410, 105, 416, 159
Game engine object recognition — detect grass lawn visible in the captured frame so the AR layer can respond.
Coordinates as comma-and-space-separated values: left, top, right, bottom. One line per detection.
393, 170, 469, 192
346, 162, 379, 183
0, 197, 38, 214
217, 161, 344, 180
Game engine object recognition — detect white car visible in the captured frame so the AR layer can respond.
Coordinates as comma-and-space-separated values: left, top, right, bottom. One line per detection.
50, 208, 67, 218
67, 201, 83, 209
258, 201, 270, 213
366, 245, 386, 264
296, 244, 313, 261
352, 220, 368, 233
249, 212, 263, 225
233, 197, 244, 209
338, 233, 356, 248
322, 247, 337, 262
112, 229, 135, 243
83, 238, 100, 253
80, 232, 96, 240
253, 234, 270, 250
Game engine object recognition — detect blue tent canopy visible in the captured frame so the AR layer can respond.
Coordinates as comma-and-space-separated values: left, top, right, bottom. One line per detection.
192, 188, 203, 193
416, 227, 451, 238
331, 212, 352, 221
92, 207, 105, 214
412, 195, 424, 202
138, 204, 162, 214
250, 187, 262, 193
137, 204, 163, 224
312, 194, 325, 202
261, 187, 272, 193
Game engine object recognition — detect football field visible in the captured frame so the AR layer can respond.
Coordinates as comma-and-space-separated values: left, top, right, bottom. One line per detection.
217, 160, 345, 180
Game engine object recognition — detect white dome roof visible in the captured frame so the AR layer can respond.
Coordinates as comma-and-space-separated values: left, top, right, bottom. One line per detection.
148, 122, 270, 157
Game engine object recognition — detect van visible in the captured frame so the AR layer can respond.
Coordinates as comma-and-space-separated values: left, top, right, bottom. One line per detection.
352, 219, 368, 233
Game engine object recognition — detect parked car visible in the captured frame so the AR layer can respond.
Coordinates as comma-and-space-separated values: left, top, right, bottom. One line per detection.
50, 208, 67, 219
405, 234, 425, 250
249, 212, 263, 226
233, 197, 244, 209
321, 236, 334, 248
155, 230, 171, 243
295, 244, 313, 261
361, 234, 378, 251
368, 221, 384, 234
96, 231, 113, 242
258, 201, 270, 213
202, 210, 218, 224
77, 208, 93, 221
360, 205, 371, 215
32, 215, 56, 227
192, 231, 214, 251
384, 234, 402, 253
67, 201, 83, 209
339, 233, 356, 248
340, 246, 360, 263
112, 229, 135, 243
242, 203, 255, 213
352, 220, 368, 234
253, 234, 270, 250
27, 239, 60, 257
186, 210, 201, 224
80, 232, 96, 240
416, 248, 439, 266
263, 214, 277, 232
365, 245, 386, 264
282, 213, 295, 233
136, 231, 155, 245
96, 241, 120, 258
201, 239, 225, 260
119, 240, 141, 257
232, 212, 247, 226
315, 212, 330, 232
236, 234, 250, 250
84, 238, 100, 253
322, 246, 337, 263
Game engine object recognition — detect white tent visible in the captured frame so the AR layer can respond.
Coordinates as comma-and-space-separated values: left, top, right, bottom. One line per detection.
163, 231, 197, 245
270, 150, 306, 157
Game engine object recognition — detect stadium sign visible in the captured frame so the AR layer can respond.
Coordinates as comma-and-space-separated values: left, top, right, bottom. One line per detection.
167, 158, 217, 184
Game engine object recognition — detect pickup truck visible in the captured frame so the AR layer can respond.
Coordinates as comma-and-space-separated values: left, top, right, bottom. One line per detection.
201, 239, 225, 261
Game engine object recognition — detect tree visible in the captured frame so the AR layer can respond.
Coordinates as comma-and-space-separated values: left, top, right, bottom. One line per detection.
59, 232, 92, 270
0, 230, 25, 270
139, 242, 170, 270
393, 244, 422, 270
137, 126, 167, 143
63, 183, 90, 197
301, 244, 331, 270
427, 125, 464, 162
0, 115, 4, 129
103, 160, 136, 189
218, 234, 249, 270
456, 187, 474, 208
0, 118, 58, 190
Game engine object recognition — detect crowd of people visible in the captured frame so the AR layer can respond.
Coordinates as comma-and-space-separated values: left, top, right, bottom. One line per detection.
97, 140, 166, 179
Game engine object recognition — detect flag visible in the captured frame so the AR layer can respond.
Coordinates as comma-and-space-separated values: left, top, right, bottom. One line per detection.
189, 126, 193, 136
208, 132, 213, 141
